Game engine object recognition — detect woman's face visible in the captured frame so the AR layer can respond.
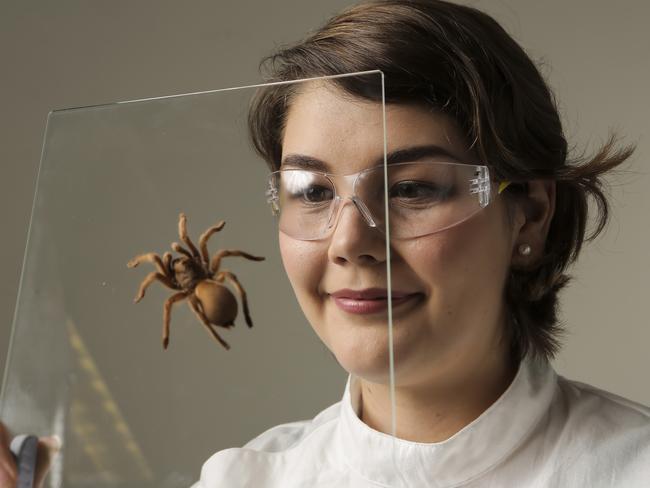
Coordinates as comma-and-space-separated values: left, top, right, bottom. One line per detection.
279, 82, 519, 387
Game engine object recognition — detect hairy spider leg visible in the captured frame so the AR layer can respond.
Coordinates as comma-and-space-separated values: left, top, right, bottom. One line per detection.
133, 272, 178, 303
209, 250, 265, 275
171, 242, 193, 259
127, 252, 168, 276
162, 252, 173, 275
198, 221, 226, 268
162, 291, 190, 349
188, 294, 231, 350
215, 271, 254, 328
178, 213, 201, 259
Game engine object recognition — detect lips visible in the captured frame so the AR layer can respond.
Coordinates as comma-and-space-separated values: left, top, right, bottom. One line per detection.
330, 288, 412, 299
329, 288, 421, 314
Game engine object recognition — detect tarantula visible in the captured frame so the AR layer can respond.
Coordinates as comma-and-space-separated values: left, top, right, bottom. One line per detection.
127, 213, 264, 350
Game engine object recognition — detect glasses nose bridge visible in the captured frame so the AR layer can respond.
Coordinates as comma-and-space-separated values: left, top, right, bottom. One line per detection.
330, 172, 359, 198
329, 171, 378, 229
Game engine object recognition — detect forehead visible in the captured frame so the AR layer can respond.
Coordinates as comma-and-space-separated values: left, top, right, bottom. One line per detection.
281, 81, 476, 173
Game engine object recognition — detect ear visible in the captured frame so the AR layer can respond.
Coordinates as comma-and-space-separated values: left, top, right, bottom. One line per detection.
510, 180, 556, 268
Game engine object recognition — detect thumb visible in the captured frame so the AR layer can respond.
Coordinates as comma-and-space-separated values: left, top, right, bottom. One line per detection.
33, 436, 61, 488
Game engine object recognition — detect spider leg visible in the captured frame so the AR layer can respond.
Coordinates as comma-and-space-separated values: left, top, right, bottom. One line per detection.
187, 295, 231, 350
178, 213, 201, 259
162, 252, 173, 275
127, 252, 168, 276
133, 272, 178, 303
209, 250, 265, 275
215, 270, 254, 328
198, 221, 225, 267
171, 242, 193, 259
162, 291, 190, 349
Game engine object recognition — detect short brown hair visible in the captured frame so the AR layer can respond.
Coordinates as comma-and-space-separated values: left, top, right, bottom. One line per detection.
247, 0, 634, 363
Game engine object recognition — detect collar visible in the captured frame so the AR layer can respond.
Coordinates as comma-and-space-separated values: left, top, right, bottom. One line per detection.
334, 355, 557, 487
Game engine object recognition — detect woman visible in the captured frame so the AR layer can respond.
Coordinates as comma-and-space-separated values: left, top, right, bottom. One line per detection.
193, 1, 649, 486
2, 1, 648, 487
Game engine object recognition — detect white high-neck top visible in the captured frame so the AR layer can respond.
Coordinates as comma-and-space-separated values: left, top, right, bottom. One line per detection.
192, 355, 650, 487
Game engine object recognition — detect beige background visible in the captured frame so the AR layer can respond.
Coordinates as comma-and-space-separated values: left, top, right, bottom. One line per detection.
1, 0, 648, 416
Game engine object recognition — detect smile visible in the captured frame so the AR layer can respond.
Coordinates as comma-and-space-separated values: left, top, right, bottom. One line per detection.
329, 289, 422, 315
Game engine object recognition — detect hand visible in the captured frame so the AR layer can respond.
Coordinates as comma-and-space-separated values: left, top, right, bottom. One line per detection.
0, 422, 60, 488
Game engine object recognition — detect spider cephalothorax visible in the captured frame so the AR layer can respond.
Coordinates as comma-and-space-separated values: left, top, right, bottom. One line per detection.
127, 213, 264, 350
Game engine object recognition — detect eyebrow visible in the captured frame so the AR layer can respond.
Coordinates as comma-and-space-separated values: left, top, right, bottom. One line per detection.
280, 144, 463, 172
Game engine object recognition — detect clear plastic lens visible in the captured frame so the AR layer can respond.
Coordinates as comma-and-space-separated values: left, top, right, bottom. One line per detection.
270, 162, 494, 239
282, 171, 334, 206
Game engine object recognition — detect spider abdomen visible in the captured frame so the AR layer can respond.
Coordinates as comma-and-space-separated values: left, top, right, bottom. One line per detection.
195, 280, 238, 326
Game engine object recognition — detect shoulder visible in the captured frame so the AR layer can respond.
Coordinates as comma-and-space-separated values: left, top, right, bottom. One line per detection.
543, 374, 650, 483
555, 374, 650, 430
195, 401, 343, 487
241, 401, 341, 451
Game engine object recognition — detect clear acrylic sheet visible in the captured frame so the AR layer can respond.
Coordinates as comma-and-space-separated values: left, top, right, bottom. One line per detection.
0, 71, 408, 486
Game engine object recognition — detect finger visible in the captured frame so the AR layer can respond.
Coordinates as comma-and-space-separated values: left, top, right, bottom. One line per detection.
0, 421, 15, 461
0, 422, 17, 486
33, 436, 61, 488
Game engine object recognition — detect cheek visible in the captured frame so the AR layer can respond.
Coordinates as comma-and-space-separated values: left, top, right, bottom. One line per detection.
400, 233, 467, 305
402, 207, 512, 311
278, 232, 326, 301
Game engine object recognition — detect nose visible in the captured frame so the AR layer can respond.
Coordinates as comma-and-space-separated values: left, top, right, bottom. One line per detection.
327, 197, 386, 265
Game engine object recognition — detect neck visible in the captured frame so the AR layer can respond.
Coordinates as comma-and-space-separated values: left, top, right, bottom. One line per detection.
358, 351, 518, 443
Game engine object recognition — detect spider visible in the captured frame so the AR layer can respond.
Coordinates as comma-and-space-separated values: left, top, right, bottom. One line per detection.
127, 213, 265, 350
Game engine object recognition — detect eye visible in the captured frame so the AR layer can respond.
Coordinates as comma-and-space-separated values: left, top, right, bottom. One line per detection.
390, 181, 451, 201
297, 185, 334, 203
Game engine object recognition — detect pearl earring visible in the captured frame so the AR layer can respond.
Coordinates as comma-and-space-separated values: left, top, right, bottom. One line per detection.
518, 244, 531, 256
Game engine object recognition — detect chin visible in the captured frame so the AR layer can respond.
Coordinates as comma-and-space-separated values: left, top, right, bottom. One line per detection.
327, 332, 394, 383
